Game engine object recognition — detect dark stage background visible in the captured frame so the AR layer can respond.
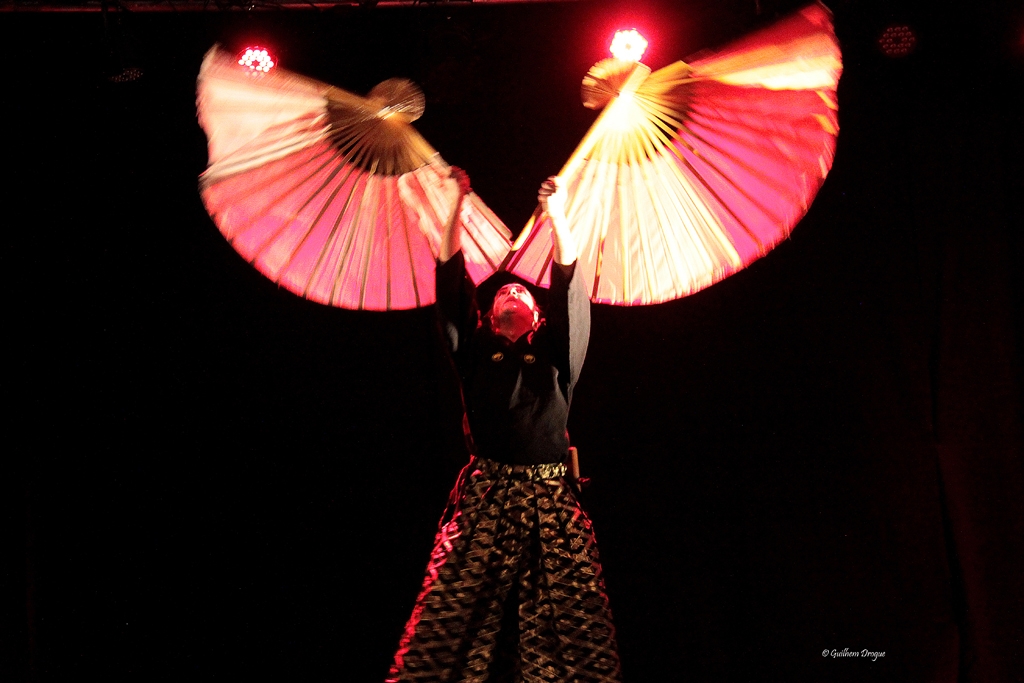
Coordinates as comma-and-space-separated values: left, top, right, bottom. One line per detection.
6, 0, 1024, 681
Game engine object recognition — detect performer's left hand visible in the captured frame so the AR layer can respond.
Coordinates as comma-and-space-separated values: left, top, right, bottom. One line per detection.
540, 176, 576, 265
538, 176, 567, 226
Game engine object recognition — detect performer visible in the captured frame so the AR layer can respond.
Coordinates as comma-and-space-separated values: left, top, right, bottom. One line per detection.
386, 170, 622, 683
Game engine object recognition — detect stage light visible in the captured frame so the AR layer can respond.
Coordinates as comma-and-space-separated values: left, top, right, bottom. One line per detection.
878, 25, 916, 58
237, 46, 276, 73
610, 29, 648, 62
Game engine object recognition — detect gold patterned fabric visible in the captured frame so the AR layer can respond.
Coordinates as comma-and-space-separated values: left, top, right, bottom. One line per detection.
386, 457, 622, 682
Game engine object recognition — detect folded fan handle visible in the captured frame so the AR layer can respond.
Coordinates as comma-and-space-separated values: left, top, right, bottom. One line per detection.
568, 446, 580, 480
566, 446, 591, 490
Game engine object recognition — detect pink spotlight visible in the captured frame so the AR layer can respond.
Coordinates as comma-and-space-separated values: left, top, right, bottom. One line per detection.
878, 25, 917, 58
610, 29, 648, 62
237, 46, 276, 74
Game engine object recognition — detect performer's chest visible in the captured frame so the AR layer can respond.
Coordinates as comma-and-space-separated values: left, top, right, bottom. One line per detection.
462, 333, 558, 409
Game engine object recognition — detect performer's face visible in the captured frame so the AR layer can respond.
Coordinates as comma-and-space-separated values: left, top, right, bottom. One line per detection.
491, 283, 539, 326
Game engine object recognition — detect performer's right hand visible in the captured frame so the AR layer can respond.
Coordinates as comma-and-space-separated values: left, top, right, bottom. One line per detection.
440, 167, 470, 263
450, 166, 472, 198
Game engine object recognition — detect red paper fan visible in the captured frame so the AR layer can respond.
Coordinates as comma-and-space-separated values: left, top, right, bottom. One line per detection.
503, 3, 842, 305
197, 46, 512, 310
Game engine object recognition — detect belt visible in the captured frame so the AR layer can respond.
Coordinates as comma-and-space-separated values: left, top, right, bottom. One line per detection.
472, 456, 568, 482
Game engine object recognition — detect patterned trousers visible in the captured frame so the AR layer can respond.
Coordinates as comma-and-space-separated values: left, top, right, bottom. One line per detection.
386, 457, 622, 683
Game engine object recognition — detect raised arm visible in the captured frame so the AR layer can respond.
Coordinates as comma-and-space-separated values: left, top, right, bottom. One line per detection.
538, 176, 577, 266
538, 176, 589, 398
436, 167, 477, 353
439, 167, 472, 264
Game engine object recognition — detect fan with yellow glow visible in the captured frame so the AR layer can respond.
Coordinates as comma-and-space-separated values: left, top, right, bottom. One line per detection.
504, 2, 842, 304
196, 2, 841, 309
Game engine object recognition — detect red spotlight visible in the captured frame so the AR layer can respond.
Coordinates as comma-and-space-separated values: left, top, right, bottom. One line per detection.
610, 29, 648, 62
237, 46, 276, 74
878, 25, 917, 58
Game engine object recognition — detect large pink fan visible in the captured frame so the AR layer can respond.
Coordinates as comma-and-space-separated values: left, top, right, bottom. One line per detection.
503, 3, 843, 305
197, 46, 512, 310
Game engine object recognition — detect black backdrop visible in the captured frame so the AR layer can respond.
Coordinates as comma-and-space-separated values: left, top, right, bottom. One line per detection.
6, 0, 1023, 681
